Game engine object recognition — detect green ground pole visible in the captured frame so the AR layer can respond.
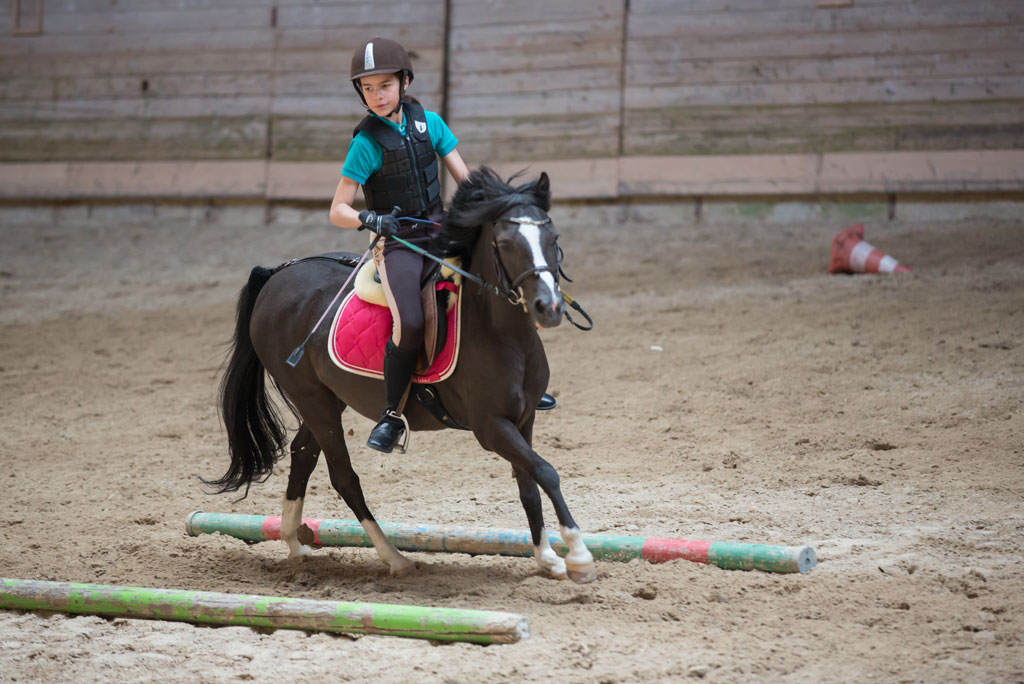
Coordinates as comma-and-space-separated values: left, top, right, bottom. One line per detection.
0, 578, 528, 644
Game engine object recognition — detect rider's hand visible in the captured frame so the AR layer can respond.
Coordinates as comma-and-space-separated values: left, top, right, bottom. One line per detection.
357, 207, 400, 238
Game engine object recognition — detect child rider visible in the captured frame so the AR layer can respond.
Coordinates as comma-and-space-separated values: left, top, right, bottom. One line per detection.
329, 37, 555, 454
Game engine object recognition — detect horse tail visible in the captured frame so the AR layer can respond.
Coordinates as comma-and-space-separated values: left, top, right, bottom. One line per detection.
204, 265, 287, 497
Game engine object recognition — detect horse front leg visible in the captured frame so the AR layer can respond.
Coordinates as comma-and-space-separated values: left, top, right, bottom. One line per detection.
513, 465, 567, 580
483, 417, 596, 584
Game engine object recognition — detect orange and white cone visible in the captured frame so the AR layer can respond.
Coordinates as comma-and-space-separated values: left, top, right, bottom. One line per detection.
829, 223, 910, 274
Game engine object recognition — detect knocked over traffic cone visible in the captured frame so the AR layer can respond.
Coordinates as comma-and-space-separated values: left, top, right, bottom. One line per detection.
829, 223, 910, 274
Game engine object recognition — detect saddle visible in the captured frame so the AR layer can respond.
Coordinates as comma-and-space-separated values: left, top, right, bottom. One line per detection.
354, 259, 459, 371
328, 261, 462, 383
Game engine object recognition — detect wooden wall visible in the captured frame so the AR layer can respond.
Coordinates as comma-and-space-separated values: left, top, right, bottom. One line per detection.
0, 0, 445, 163
623, 0, 1024, 157
446, 0, 624, 164
2, 0, 1022, 199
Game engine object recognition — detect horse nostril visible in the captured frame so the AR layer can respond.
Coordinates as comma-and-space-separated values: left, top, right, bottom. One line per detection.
535, 298, 563, 320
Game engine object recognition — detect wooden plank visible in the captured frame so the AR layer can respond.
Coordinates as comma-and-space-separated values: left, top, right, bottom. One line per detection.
490, 158, 620, 199
29, 8, 274, 34
449, 89, 621, 119
0, 96, 273, 119
275, 47, 445, 75
628, 0, 1009, 15
457, 136, 618, 165
624, 75, 1024, 109
624, 122, 1024, 158
623, 101, 1024, 156
450, 0, 621, 27
0, 117, 268, 162
275, 26, 445, 50
625, 100, 1024, 134
625, 25, 1024, 62
0, 51, 275, 78
267, 161, 345, 200
450, 66, 620, 96
815, 149, 1024, 193
0, 29, 275, 55
271, 116, 363, 162
0, 161, 268, 198
616, 150, 1024, 195
449, 17, 623, 52
449, 43, 623, 73
626, 50, 1024, 88
276, 3, 440, 28
627, 2, 1024, 39
42, 0, 273, 12
1, 73, 272, 101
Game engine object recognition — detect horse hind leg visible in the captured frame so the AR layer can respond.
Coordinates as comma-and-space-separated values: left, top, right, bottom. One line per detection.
280, 423, 320, 559
294, 389, 415, 578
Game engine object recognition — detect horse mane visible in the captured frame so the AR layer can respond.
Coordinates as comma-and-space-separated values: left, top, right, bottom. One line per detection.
436, 166, 551, 263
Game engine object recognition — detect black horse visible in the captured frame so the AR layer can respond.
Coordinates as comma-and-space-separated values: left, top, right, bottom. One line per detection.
208, 167, 596, 583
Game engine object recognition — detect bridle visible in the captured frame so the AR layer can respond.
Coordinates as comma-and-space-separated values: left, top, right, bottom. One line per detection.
490, 214, 560, 308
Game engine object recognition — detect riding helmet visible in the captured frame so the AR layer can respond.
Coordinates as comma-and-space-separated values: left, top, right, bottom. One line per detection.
350, 37, 414, 105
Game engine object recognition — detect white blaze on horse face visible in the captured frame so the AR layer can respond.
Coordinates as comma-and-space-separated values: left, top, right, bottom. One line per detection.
515, 220, 559, 303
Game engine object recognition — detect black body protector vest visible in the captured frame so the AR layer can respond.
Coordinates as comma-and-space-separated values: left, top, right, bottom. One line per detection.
354, 101, 442, 219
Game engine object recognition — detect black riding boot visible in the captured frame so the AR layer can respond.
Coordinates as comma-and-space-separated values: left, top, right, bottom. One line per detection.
367, 340, 418, 454
537, 393, 557, 411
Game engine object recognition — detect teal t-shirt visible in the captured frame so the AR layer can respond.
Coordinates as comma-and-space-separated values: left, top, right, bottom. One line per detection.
341, 108, 458, 184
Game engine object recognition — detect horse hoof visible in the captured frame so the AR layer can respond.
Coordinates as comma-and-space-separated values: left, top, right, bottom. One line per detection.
566, 563, 597, 584
288, 544, 312, 560
389, 560, 417, 578
542, 563, 568, 581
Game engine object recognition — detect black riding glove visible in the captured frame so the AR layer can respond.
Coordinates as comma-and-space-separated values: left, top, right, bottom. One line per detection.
357, 207, 400, 238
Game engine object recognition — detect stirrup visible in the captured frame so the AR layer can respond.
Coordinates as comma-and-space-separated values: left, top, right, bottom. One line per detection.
366, 410, 410, 455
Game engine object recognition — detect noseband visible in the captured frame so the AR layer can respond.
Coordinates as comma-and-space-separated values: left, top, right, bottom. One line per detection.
490, 215, 560, 308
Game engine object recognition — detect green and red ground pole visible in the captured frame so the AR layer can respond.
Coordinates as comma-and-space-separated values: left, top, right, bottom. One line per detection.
0, 578, 528, 644
186, 511, 816, 575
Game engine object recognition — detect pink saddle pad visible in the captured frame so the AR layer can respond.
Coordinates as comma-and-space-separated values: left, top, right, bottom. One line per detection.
327, 282, 460, 383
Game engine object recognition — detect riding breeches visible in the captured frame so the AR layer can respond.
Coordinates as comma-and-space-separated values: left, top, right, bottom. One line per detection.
374, 241, 436, 351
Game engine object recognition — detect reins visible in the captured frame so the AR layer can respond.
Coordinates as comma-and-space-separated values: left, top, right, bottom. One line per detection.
280, 211, 593, 366
395, 214, 595, 329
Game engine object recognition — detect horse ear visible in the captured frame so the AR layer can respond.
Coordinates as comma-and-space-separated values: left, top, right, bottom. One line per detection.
534, 172, 552, 210
536, 172, 550, 195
